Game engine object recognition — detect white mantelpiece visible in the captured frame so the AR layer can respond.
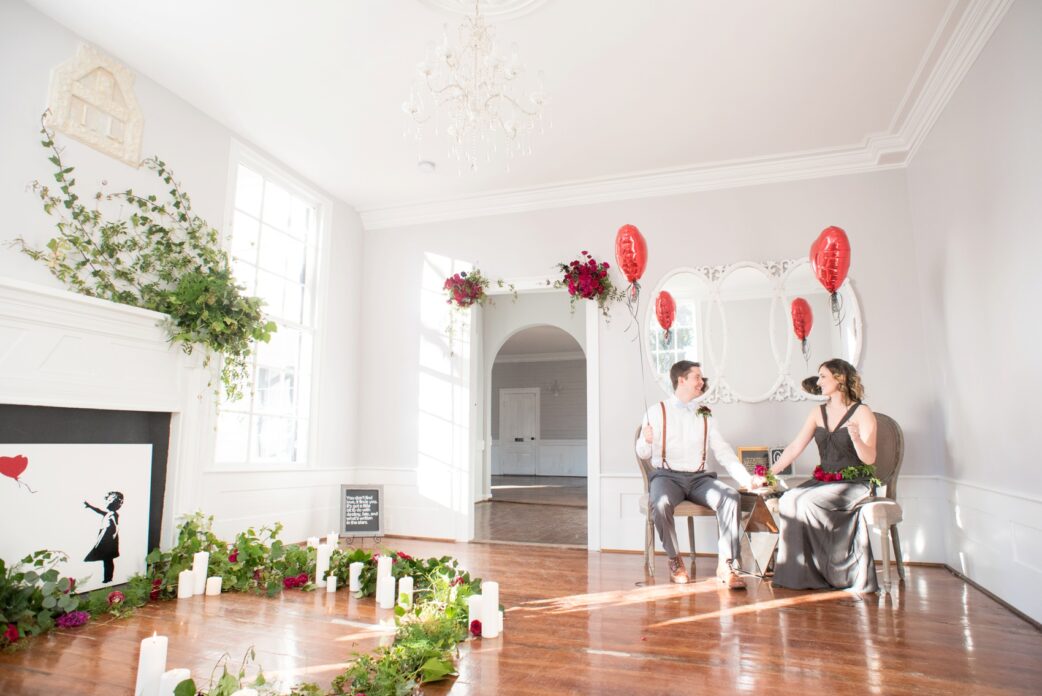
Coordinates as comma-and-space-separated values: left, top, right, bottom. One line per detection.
0, 277, 214, 546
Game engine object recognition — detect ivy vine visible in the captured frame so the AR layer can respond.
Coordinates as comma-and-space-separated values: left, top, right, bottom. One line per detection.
10, 114, 275, 400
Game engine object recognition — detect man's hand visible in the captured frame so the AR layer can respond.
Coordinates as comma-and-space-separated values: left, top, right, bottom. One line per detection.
749, 475, 766, 489
642, 424, 654, 443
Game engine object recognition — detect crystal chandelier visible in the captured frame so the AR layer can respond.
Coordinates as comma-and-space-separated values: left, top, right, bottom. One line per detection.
402, 0, 549, 172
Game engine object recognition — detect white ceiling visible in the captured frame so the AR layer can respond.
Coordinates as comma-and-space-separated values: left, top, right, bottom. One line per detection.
26, 0, 988, 225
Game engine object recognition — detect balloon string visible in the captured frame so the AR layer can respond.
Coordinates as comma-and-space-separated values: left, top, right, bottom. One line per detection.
17, 478, 37, 494
831, 292, 846, 325
624, 283, 650, 420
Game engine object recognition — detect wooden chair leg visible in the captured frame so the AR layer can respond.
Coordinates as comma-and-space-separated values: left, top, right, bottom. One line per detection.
687, 517, 696, 569
890, 524, 905, 581
645, 515, 654, 576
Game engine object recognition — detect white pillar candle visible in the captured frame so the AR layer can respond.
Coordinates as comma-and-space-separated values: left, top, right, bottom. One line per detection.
134, 632, 168, 696
158, 668, 191, 696
397, 576, 413, 608
306, 536, 320, 548
482, 581, 500, 638
205, 576, 222, 596
315, 543, 333, 587
349, 561, 363, 591
326, 531, 339, 548
376, 555, 392, 578
467, 594, 483, 628
326, 575, 337, 593
191, 551, 209, 595
376, 575, 396, 609
176, 570, 194, 599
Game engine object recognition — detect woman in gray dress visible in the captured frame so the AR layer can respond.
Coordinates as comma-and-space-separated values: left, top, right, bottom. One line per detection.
758, 359, 879, 593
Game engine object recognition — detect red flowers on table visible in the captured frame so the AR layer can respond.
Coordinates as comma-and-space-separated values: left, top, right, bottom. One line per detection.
55, 611, 89, 628
469, 619, 482, 637
107, 590, 125, 606
149, 577, 162, 601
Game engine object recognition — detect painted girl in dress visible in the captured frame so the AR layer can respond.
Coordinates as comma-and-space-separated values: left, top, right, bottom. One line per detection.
84, 491, 124, 584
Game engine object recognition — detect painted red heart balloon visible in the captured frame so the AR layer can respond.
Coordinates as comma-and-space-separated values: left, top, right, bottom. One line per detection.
0, 454, 28, 480
615, 224, 648, 284
655, 291, 676, 337
791, 298, 813, 341
809, 226, 851, 295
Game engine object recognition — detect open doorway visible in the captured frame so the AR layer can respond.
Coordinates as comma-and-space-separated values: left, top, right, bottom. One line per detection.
475, 324, 588, 547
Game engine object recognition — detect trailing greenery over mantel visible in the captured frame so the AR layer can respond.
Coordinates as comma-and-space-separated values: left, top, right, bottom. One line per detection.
10, 114, 275, 400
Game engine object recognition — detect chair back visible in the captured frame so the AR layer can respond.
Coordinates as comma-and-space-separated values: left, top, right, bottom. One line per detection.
872, 412, 904, 500
635, 426, 653, 493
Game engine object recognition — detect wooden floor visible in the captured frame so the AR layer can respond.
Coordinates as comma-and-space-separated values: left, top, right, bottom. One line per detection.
474, 475, 588, 546
2, 539, 1041, 695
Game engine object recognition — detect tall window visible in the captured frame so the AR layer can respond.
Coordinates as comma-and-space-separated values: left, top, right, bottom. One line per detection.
649, 301, 700, 392
214, 155, 323, 468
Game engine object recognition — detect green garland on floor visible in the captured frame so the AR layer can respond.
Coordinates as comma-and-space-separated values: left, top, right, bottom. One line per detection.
1, 513, 484, 696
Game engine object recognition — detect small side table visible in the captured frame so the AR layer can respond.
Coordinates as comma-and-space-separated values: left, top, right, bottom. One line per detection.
738, 489, 782, 577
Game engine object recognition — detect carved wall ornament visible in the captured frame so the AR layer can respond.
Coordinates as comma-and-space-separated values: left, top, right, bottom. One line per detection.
47, 44, 143, 167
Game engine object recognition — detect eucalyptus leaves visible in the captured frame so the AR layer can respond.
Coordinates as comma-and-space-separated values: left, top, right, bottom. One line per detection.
11, 115, 275, 400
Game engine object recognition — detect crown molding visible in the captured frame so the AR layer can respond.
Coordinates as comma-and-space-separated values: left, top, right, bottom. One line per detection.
494, 350, 585, 364
359, 0, 1012, 231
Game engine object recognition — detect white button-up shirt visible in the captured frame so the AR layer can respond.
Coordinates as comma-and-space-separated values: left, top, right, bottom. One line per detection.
635, 396, 751, 487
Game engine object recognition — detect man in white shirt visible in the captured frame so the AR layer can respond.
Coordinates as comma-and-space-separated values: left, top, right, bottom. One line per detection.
636, 360, 749, 587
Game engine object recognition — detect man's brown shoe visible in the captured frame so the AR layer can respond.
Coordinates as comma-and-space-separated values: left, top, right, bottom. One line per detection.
717, 560, 746, 590
668, 556, 690, 584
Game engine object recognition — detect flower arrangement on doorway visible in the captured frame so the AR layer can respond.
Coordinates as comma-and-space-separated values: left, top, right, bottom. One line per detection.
551, 250, 624, 319
8, 114, 276, 402
442, 268, 515, 351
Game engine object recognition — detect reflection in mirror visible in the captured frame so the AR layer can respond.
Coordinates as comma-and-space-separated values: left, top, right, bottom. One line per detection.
717, 266, 778, 400
646, 271, 712, 395
782, 262, 861, 384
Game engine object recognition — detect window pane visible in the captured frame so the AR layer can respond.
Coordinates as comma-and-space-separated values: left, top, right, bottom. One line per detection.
258, 224, 305, 281
255, 365, 296, 415
231, 211, 259, 264
215, 411, 249, 462
232, 259, 256, 295
256, 269, 286, 318
288, 197, 313, 241
282, 283, 303, 324
235, 165, 263, 217
257, 325, 300, 370
252, 415, 295, 462
262, 182, 292, 230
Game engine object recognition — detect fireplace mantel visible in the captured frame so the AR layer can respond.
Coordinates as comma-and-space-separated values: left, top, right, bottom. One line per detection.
0, 277, 214, 545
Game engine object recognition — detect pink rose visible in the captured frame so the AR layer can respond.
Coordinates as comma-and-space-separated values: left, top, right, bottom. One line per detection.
4, 623, 19, 643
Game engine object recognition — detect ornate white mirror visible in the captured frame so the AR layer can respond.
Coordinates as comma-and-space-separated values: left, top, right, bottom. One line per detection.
646, 259, 862, 403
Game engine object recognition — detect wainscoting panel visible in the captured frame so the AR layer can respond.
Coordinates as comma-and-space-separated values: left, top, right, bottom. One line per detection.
490, 439, 587, 477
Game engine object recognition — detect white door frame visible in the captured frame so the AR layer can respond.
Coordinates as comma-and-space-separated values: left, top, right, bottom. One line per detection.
468, 278, 601, 550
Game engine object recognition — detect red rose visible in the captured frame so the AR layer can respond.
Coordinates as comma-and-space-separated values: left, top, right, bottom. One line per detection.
469, 619, 482, 637
64, 577, 76, 594
229, 548, 238, 563
297, 572, 308, 584
451, 576, 464, 586
396, 551, 412, 561
150, 577, 162, 601
107, 591, 125, 605
754, 465, 766, 477
4, 623, 19, 644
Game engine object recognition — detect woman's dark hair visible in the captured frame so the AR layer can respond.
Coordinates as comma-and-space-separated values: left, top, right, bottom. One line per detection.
106, 491, 125, 511
819, 358, 864, 403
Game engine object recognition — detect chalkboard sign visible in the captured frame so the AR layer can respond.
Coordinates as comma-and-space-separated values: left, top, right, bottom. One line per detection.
340, 485, 382, 537
738, 447, 769, 475
769, 446, 792, 476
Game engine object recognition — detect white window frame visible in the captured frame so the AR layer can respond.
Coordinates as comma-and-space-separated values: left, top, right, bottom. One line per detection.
209, 140, 332, 472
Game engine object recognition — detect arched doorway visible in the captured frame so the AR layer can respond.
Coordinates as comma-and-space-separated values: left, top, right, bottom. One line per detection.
475, 324, 588, 546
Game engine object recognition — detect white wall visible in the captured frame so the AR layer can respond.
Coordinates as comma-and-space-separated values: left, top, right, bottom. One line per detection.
0, 0, 364, 544
358, 167, 941, 553
907, 0, 1042, 622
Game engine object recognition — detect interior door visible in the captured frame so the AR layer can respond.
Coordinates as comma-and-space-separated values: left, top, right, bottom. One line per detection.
498, 388, 539, 475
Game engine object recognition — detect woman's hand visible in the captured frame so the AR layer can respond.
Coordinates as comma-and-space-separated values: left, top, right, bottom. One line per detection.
643, 424, 654, 444
846, 420, 861, 443
749, 475, 766, 489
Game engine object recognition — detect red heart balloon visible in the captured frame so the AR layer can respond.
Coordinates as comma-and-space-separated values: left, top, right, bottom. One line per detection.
809, 226, 851, 295
791, 298, 813, 341
615, 224, 648, 284
0, 454, 28, 480
655, 291, 676, 333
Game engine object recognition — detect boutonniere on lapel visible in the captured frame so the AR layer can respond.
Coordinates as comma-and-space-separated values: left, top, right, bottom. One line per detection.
696, 405, 712, 418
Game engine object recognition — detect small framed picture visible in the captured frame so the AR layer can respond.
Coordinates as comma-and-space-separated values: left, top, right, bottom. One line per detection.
770, 446, 792, 476
737, 446, 769, 475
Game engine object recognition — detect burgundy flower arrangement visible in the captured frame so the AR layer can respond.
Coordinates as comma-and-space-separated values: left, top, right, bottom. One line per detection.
443, 269, 491, 310
553, 251, 623, 318
754, 464, 778, 488
813, 464, 881, 485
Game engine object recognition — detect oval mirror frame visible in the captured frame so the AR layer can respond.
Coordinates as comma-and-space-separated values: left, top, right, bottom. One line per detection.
646, 258, 863, 403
